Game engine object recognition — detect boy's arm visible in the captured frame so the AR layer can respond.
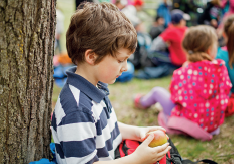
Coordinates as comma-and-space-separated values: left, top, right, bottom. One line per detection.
150, 36, 168, 52
118, 121, 142, 141
93, 153, 136, 164
117, 121, 166, 141
93, 134, 170, 164
117, 121, 140, 140
52, 111, 99, 164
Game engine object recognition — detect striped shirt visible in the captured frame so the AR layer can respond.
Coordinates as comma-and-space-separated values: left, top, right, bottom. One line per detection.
51, 66, 122, 164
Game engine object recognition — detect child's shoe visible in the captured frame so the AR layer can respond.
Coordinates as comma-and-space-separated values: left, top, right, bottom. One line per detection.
133, 94, 148, 109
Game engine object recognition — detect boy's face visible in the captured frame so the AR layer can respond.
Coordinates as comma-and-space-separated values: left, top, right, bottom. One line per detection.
93, 48, 132, 84
178, 19, 186, 26
116, 3, 125, 10
157, 18, 165, 26
135, 23, 145, 33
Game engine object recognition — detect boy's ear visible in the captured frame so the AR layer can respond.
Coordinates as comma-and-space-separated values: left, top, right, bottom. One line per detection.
85, 49, 97, 65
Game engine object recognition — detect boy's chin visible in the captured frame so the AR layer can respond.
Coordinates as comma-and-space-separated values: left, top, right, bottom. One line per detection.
101, 79, 116, 84
107, 79, 117, 84
110, 79, 117, 84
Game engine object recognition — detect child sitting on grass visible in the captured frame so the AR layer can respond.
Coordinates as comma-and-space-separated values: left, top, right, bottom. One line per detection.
216, 15, 234, 116
51, 2, 170, 164
134, 25, 232, 139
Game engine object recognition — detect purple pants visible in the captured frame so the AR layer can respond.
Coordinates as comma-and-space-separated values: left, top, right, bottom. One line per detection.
140, 87, 175, 116
140, 86, 220, 135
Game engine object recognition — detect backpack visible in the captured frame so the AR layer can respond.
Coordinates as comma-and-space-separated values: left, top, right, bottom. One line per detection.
115, 138, 218, 164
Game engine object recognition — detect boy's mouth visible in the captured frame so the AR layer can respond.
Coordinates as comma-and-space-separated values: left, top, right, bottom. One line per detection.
116, 74, 122, 78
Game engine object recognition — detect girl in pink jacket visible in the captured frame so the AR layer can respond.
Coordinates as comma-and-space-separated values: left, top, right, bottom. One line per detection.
134, 25, 232, 140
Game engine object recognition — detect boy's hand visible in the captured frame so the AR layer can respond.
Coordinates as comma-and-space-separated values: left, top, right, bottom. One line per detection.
131, 134, 171, 164
134, 126, 167, 142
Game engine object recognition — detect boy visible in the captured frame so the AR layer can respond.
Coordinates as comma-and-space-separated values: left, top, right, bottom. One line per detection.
115, 0, 127, 10
149, 16, 165, 40
51, 2, 170, 164
135, 9, 189, 79
151, 9, 190, 67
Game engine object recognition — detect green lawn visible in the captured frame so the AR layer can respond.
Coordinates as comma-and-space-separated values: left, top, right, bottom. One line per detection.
53, 77, 234, 163
54, 0, 234, 163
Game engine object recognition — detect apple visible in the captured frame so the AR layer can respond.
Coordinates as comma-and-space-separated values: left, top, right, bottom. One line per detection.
145, 130, 168, 147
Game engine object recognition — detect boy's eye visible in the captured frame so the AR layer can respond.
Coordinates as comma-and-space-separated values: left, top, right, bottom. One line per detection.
118, 59, 125, 63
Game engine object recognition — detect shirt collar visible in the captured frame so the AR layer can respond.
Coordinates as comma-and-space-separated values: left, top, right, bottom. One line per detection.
66, 66, 109, 103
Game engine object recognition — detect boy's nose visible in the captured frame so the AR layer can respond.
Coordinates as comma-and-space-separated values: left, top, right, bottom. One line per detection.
121, 60, 128, 72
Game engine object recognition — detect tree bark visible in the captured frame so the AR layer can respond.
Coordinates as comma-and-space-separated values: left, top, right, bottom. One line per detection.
0, 0, 56, 163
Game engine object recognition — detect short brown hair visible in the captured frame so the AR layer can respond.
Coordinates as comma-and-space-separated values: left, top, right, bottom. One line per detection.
224, 15, 234, 68
182, 25, 218, 62
66, 2, 137, 65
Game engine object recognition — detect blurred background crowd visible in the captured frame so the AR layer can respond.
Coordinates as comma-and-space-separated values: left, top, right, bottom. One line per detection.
53, 0, 234, 86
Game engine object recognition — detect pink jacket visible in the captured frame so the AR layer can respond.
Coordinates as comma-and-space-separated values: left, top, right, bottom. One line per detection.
169, 60, 232, 132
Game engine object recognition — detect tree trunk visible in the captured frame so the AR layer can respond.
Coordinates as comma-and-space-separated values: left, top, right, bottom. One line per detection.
0, 0, 56, 163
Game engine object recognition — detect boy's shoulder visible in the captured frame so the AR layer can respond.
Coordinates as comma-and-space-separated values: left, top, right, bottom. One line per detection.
56, 67, 109, 114
54, 83, 93, 118
53, 82, 107, 126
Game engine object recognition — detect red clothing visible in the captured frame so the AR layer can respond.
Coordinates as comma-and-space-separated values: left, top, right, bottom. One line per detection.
160, 26, 187, 66
225, 93, 234, 117
170, 60, 232, 132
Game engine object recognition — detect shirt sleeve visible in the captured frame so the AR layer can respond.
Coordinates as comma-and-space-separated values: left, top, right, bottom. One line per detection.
150, 36, 168, 51
160, 29, 172, 42
218, 60, 232, 95
56, 110, 98, 164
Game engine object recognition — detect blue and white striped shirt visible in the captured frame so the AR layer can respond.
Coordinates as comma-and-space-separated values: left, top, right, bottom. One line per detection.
51, 67, 122, 164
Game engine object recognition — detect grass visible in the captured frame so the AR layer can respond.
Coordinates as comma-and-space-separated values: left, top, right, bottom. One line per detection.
52, 77, 234, 163
54, 0, 234, 163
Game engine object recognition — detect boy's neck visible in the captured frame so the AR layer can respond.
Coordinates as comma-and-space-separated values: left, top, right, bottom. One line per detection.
75, 65, 98, 86
173, 24, 185, 28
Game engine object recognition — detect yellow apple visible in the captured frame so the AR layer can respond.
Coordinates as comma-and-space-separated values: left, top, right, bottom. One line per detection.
145, 130, 168, 147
